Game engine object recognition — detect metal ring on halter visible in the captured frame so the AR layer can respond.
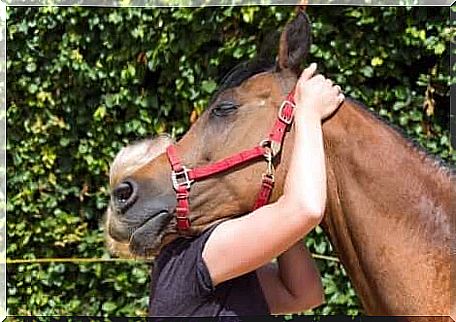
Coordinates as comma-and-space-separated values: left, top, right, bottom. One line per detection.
259, 139, 270, 148
260, 138, 282, 158
259, 139, 273, 158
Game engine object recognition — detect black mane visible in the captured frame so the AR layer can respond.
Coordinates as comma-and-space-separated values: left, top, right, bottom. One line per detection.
211, 59, 275, 103
212, 31, 280, 101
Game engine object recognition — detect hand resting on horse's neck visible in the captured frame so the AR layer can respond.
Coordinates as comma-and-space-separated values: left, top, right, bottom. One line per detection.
202, 63, 344, 314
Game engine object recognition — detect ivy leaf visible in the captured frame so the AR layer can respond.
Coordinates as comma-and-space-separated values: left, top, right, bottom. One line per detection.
201, 80, 217, 94
102, 301, 117, 313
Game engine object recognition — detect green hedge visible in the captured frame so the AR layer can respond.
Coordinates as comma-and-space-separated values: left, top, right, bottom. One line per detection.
7, 6, 454, 317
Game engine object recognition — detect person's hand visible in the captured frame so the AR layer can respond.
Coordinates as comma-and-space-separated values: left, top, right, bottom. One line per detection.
294, 63, 344, 121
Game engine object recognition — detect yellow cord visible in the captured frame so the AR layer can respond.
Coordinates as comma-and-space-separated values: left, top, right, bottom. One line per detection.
3, 253, 339, 265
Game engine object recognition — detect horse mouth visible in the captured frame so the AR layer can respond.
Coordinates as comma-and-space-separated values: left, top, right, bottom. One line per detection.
128, 211, 173, 257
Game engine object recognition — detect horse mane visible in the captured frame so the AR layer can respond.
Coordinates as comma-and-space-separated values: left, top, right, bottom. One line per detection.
348, 98, 455, 178
212, 32, 279, 102
214, 59, 275, 97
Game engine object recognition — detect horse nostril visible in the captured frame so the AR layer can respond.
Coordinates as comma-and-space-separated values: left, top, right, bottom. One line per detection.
113, 181, 136, 210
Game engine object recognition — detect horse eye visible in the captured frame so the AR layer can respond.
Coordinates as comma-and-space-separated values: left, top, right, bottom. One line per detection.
211, 101, 239, 117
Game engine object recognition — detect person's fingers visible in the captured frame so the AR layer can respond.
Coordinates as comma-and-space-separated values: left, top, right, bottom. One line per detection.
331, 85, 340, 96
312, 74, 325, 83
299, 63, 317, 82
338, 93, 345, 104
325, 78, 333, 86
334, 85, 342, 93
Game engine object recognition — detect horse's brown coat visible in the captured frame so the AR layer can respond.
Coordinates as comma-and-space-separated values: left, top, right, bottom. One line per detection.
320, 100, 454, 317
106, 11, 455, 320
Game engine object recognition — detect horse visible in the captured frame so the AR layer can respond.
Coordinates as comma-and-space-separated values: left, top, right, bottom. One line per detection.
105, 10, 455, 321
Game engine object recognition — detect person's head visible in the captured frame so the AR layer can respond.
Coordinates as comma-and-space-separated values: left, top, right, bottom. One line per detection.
105, 134, 174, 257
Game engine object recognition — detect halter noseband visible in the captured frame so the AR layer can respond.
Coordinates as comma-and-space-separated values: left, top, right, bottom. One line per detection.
166, 89, 296, 233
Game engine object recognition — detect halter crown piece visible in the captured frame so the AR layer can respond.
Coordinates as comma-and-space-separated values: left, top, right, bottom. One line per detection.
166, 89, 296, 233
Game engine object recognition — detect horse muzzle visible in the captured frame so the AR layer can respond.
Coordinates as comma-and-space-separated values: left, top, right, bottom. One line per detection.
107, 178, 177, 254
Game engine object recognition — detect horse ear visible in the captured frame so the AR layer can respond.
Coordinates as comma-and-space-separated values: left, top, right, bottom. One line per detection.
277, 11, 312, 74
257, 30, 280, 64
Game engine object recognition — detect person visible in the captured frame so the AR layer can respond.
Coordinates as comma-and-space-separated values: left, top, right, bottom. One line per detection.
148, 63, 344, 317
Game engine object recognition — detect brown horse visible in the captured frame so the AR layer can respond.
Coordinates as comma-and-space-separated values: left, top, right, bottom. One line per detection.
105, 11, 455, 320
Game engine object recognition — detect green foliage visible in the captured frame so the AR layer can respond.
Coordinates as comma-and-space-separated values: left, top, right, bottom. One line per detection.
309, 7, 454, 162
7, 6, 454, 317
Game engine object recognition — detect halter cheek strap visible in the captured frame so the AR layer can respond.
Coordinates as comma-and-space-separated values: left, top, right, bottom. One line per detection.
166, 89, 296, 232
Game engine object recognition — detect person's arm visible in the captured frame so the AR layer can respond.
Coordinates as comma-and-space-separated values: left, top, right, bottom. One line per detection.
256, 242, 324, 314
202, 63, 344, 287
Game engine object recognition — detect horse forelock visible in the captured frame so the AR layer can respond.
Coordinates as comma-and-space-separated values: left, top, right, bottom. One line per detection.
109, 134, 175, 188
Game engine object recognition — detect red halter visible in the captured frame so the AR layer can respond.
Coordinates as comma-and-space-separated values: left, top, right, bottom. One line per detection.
166, 90, 296, 232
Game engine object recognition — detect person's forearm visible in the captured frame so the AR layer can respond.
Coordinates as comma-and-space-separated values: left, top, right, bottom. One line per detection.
277, 242, 323, 303
282, 109, 327, 216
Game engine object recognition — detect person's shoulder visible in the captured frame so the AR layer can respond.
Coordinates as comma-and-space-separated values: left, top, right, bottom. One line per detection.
152, 223, 222, 297
183, 223, 221, 255
157, 223, 221, 260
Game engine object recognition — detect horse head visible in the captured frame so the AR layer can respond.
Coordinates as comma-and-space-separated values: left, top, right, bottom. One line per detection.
105, 11, 311, 257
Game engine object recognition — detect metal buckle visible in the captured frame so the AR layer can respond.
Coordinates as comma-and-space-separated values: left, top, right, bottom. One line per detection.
278, 100, 295, 125
171, 166, 194, 190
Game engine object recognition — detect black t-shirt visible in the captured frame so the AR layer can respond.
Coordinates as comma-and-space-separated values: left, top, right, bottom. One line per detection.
148, 224, 270, 318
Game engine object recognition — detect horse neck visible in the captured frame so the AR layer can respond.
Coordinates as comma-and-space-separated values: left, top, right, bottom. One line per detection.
320, 100, 454, 315
287, 99, 453, 315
